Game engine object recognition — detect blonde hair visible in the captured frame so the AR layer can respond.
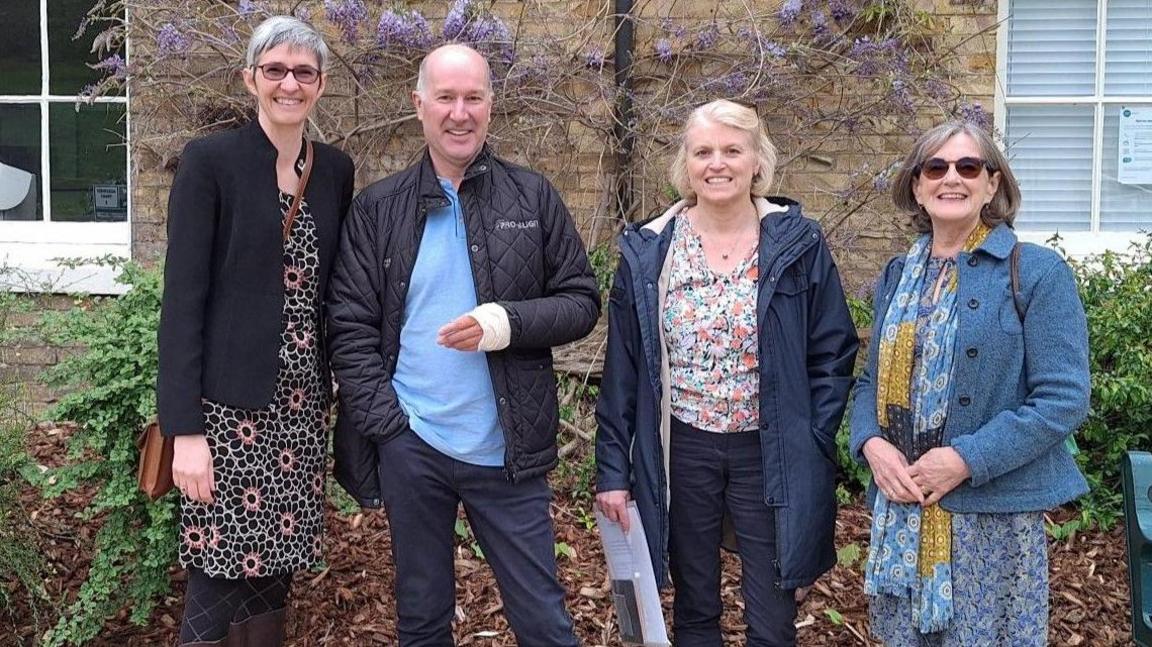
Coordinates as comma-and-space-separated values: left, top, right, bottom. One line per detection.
670, 99, 778, 201
891, 121, 1022, 233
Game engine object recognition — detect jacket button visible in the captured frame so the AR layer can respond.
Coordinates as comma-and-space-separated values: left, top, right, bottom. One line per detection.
470, 244, 479, 252
399, 281, 406, 288
967, 257, 978, 267
966, 347, 978, 358
499, 397, 507, 405
968, 298, 979, 309
767, 496, 775, 504
959, 396, 971, 406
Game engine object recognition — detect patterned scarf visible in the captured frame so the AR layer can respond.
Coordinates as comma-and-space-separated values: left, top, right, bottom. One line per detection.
863, 224, 991, 634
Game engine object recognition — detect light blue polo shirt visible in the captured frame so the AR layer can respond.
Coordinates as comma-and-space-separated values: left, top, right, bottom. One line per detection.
391, 179, 506, 466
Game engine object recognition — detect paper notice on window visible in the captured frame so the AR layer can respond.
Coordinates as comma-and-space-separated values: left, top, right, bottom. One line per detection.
1118, 106, 1152, 185
595, 503, 671, 647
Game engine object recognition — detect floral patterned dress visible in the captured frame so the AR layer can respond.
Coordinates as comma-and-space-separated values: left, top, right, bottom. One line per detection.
662, 212, 760, 433
178, 181, 328, 579
869, 257, 1049, 646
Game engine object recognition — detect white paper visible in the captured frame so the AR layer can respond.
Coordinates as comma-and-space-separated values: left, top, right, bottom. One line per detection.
595, 502, 670, 647
1118, 106, 1152, 185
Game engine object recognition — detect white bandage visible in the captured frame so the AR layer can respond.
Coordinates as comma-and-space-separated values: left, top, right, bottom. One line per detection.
468, 302, 511, 352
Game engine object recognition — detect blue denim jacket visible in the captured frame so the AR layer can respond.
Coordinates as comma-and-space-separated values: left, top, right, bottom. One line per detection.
849, 223, 1090, 513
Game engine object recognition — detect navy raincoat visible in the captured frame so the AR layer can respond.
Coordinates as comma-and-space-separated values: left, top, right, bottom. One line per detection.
595, 197, 858, 590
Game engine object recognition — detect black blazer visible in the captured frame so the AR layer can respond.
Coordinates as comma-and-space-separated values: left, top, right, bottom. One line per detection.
157, 120, 355, 436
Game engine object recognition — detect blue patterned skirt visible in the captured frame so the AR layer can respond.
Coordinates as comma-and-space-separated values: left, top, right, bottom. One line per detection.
869, 511, 1048, 646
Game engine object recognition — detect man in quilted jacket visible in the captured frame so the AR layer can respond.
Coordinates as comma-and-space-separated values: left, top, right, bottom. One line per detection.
326, 44, 600, 646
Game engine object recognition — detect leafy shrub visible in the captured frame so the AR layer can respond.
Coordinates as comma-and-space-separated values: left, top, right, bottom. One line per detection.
834, 294, 875, 495
36, 261, 177, 646
0, 383, 47, 622
1067, 235, 1152, 527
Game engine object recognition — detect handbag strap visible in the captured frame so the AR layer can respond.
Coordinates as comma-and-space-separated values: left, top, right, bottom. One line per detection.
283, 139, 314, 242
1010, 241, 1024, 321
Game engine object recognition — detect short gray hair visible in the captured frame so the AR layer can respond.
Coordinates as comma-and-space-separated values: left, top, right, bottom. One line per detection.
246, 16, 330, 71
415, 44, 492, 96
670, 99, 778, 201
891, 121, 1022, 232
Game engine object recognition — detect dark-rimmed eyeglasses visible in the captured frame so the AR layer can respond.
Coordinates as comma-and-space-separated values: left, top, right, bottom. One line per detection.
254, 63, 321, 84
915, 157, 993, 180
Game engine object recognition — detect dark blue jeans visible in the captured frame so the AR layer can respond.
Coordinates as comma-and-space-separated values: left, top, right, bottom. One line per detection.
668, 417, 797, 647
376, 428, 578, 647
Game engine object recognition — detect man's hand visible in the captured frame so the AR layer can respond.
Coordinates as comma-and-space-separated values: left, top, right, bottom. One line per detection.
862, 437, 924, 505
173, 434, 214, 504
908, 447, 970, 506
595, 490, 631, 532
437, 315, 483, 352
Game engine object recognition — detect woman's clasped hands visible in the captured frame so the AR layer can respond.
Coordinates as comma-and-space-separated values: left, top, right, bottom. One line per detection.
862, 437, 970, 506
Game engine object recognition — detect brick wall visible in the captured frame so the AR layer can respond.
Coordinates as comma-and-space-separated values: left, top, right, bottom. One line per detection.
3, 0, 999, 412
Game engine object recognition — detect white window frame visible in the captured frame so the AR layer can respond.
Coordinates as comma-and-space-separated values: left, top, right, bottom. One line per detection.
0, 0, 130, 294
994, 0, 1152, 258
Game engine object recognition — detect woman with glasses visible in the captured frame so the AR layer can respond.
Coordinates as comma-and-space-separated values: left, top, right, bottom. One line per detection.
848, 121, 1089, 646
595, 99, 858, 645
157, 15, 353, 646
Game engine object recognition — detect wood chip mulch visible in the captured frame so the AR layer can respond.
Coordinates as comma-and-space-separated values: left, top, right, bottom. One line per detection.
0, 424, 1135, 646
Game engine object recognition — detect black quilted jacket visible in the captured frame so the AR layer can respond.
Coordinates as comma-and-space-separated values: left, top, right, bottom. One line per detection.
327, 146, 601, 507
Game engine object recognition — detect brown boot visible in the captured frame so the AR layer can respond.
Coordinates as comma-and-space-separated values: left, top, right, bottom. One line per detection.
228, 607, 286, 647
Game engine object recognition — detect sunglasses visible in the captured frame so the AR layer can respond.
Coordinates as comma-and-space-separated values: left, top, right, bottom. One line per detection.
915, 157, 993, 180
254, 63, 321, 84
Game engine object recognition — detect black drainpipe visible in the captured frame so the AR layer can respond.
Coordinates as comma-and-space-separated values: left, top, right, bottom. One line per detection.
613, 0, 635, 224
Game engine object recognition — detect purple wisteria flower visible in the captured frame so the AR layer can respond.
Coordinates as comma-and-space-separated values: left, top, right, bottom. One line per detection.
442, 0, 513, 64
654, 38, 673, 63
324, 0, 368, 43
810, 10, 830, 39
444, 0, 471, 40
237, 0, 262, 16
156, 23, 190, 57
376, 9, 433, 50
737, 26, 787, 59
694, 24, 719, 50
94, 54, 127, 81
720, 71, 748, 94
872, 169, 892, 192
660, 18, 686, 40
924, 79, 951, 101
779, 0, 803, 26
295, 6, 312, 22
958, 101, 993, 132
584, 47, 607, 69
850, 37, 907, 77
889, 79, 915, 113
829, 0, 856, 23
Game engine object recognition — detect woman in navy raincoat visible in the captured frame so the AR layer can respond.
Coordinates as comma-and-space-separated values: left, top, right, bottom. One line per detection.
595, 99, 858, 646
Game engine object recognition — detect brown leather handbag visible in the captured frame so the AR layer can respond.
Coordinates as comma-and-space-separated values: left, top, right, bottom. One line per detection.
137, 139, 315, 500
136, 420, 173, 500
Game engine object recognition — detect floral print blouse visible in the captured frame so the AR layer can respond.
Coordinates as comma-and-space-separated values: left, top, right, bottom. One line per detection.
663, 212, 760, 433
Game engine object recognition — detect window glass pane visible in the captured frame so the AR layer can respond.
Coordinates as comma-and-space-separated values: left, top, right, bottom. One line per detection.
49, 0, 124, 96
1105, 0, 1152, 95
1005, 104, 1095, 231
0, 1, 42, 95
1101, 104, 1152, 231
48, 102, 126, 222
1007, 0, 1098, 96
0, 104, 42, 222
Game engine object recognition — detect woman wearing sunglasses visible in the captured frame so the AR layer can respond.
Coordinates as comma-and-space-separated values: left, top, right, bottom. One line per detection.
849, 121, 1089, 645
157, 15, 353, 646
596, 99, 858, 645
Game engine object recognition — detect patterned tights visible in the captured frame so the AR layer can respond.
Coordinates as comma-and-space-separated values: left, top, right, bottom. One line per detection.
178, 567, 292, 643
